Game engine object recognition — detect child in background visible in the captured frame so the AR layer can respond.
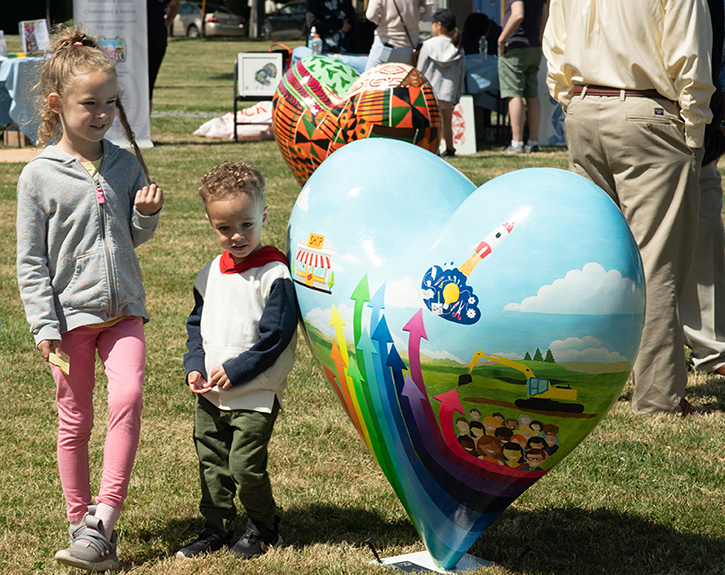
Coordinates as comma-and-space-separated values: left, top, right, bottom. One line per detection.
16, 25, 163, 571
416, 8, 465, 157
176, 161, 297, 560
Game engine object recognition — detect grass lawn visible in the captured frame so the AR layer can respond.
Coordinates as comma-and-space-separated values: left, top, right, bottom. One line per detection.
1, 34, 724, 575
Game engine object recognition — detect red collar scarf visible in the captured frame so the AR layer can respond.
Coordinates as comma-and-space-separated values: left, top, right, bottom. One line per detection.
219, 246, 289, 275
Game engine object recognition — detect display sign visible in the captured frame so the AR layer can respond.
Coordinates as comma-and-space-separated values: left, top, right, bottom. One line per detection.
74, 0, 152, 148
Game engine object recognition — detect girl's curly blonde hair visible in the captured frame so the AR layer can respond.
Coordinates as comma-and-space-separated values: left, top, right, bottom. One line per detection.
35, 24, 150, 183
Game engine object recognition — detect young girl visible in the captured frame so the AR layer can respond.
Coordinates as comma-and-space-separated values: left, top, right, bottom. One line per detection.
416, 8, 465, 157
16, 25, 164, 571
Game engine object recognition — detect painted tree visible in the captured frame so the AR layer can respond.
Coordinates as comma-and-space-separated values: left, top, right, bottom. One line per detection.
544, 348, 556, 363
533, 347, 544, 362
524, 351, 532, 361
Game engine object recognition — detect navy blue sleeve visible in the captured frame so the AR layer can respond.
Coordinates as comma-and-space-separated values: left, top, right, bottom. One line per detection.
183, 287, 208, 381
223, 276, 298, 386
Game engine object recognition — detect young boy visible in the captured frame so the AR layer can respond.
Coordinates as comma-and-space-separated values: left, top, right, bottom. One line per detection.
176, 161, 297, 559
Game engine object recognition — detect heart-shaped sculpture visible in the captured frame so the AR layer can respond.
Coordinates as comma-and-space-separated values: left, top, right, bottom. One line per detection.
288, 138, 645, 569
273, 57, 440, 185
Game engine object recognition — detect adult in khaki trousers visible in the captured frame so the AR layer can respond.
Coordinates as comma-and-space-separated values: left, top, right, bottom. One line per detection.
543, 0, 715, 415
679, 0, 725, 383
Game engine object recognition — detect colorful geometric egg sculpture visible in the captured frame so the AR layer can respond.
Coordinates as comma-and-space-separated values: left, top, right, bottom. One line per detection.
287, 138, 645, 569
272, 57, 441, 185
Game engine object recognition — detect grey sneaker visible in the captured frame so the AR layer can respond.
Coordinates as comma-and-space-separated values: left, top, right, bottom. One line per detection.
230, 517, 282, 559
503, 145, 525, 155
175, 528, 230, 558
67, 505, 98, 545
525, 144, 540, 153
55, 515, 119, 572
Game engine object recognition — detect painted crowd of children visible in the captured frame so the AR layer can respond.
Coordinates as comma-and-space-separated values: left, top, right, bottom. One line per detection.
456, 409, 560, 472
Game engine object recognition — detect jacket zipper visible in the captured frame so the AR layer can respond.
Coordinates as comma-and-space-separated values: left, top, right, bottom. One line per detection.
94, 168, 119, 317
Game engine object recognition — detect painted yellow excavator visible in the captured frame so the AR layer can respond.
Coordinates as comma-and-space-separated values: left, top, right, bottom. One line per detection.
460, 350, 584, 414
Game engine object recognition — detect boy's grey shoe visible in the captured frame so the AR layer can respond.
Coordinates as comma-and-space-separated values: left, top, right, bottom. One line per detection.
230, 516, 282, 559
503, 145, 525, 155
525, 144, 540, 153
175, 528, 230, 558
55, 515, 119, 572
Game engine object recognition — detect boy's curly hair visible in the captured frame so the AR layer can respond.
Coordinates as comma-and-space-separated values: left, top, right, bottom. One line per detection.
198, 161, 265, 207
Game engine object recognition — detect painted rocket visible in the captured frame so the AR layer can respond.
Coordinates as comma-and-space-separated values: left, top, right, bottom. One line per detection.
459, 221, 516, 277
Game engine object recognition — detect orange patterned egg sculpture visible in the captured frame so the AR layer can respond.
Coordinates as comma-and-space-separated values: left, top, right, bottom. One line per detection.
272, 56, 441, 185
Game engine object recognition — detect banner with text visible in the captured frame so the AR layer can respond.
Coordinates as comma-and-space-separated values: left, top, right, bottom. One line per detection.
74, 0, 152, 148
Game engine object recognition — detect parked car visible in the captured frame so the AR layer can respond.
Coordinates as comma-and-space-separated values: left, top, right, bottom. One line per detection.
261, 0, 307, 39
171, 2, 203, 37
171, 2, 246, 38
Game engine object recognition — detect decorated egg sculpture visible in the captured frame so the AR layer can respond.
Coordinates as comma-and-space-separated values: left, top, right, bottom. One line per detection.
272, 57, 441, 185
287, 138, 645, 569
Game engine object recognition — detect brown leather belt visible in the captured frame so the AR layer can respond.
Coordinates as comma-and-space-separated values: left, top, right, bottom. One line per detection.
573, 85, 663, 99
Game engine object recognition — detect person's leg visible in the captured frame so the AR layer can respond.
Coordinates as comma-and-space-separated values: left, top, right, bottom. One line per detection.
498, 48, 525, 150
194, 396, 237, 534
564, 94, 700, 415
525, 96, 541, 142
365, 40, 387, 70
228, 401, 281, 558
522, 47, 543, 145
440, 104, 454, 152
54, 327, 99, 524
508, 96, 526, 143
95, 317, 146, 534
389, 45, 414, 65
604, 96, 700, 414
148, 46, 166, 114
229, 402, 280, 529
680, 160, 725, 373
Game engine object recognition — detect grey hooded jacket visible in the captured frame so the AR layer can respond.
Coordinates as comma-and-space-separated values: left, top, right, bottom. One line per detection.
417, 35, 465, 104
16, 141, 160, 344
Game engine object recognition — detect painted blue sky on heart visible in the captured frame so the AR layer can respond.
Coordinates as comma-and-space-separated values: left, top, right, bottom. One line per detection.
289, 139, 645, 368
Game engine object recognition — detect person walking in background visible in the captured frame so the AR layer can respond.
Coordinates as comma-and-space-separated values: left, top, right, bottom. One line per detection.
365, 0, 434, 70
17, 26, 164, 571
543, 0, 716, 415
498, 0, 547, 154
461, 12, 502, 143
417, 8, 465, 157
306, 0, 356, 53
147, 0, 180, 114
176, 162, 297, 560
679, 0, 725, 392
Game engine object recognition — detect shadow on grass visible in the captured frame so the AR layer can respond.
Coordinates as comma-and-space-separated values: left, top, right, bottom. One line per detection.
134, 503, 725, 574
473, 506, 725, 575
136, 503, 418, 562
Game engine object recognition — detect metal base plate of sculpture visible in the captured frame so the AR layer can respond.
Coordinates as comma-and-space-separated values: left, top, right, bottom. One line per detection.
273, 58, 441, 185
287, 138, 645, 570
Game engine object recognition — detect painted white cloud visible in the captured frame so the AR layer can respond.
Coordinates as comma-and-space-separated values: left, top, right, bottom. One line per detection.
421, 348, 464, 363
361, 238, 382, 267
549, 336, 627, 363
503, 262, 643, 314
385, 277, 422, 308
492, 351, 524, 361
304, 303, 354, 338
296, 185, 310, 211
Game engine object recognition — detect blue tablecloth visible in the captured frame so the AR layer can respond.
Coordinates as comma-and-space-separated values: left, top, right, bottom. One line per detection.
464, 54, 499, 111
291, 46, 368, 74
0, 57, 43, 143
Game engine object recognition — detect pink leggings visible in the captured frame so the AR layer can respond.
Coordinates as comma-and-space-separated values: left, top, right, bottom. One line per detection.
52, 317, 145, 523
